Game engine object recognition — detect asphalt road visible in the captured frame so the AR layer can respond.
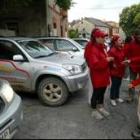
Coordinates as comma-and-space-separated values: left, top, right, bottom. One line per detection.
14, 80, 138, 139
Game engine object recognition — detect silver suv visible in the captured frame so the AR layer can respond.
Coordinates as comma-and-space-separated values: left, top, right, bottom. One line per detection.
0, 37, 88, 106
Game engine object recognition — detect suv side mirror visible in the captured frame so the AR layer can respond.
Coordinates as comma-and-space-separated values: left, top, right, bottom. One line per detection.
13, 55, 25, 61
72, 47, 78, 52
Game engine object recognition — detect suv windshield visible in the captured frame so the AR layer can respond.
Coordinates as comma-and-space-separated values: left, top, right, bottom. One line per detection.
16, 40, 54, 58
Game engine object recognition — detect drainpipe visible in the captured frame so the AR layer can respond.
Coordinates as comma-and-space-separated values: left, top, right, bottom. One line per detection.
46, 0, 49, 36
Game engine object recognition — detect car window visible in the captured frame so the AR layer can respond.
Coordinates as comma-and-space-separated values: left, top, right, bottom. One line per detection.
75, 40, 88, 47
0, 40, 23, 60
40, 39, 55, 51
56, 40, 76, 51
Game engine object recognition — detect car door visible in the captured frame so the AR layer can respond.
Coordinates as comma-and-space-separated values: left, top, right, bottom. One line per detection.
0, 40, 31, 92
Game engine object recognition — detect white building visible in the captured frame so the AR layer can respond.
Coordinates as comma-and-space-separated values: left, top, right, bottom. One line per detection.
69, 17, 110, 38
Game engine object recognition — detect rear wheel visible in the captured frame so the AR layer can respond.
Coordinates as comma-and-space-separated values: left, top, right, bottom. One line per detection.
37, 77, 69, 106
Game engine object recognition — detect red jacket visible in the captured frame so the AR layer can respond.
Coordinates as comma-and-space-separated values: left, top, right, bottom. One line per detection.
131, 78, 140, 87
87, 43, 110, 88
130, 56, 140, 87
130, 57, 140, 64
108, 46, 125, 78
123, 40, 140, 73
84, 41, 92, 64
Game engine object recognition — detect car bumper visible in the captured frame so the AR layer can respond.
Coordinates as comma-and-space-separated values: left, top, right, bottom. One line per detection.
0, 94, 23, 139
66, 68, 89, 92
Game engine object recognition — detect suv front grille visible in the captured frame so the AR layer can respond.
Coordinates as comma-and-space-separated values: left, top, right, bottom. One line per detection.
0, 97, 5, 114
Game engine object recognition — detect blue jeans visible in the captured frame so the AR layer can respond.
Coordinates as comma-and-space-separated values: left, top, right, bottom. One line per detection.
110, 76, 122, 100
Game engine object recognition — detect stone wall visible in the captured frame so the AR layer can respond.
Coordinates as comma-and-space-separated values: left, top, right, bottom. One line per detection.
0, 29, 15, 36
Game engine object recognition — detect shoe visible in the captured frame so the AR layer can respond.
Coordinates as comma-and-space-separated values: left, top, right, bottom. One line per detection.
126, 98, 133, 103
111, 100, 117, 106
137, 125, 140, 130
116, 98, 124, 103
98, 108, 110, 117
91, 110, 104, 120
132, 130, 140, 139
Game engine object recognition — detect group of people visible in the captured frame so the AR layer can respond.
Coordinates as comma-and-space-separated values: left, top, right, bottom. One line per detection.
84, 27, 140, 139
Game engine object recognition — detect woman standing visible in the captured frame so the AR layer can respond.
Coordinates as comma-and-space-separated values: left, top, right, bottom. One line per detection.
108, 36, 125, 106
85, 29, 114, 120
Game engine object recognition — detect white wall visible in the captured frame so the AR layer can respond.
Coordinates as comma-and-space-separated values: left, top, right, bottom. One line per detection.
70, 19, 110, 38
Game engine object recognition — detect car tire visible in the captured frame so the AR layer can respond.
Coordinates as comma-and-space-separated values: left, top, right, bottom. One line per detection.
38, 77, 69, 107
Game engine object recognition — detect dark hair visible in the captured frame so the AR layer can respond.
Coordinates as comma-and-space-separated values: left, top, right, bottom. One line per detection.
125, 36, 133, 43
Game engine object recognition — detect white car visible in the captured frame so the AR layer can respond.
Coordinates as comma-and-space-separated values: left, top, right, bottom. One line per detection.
0, 79, 23, 139
37, 37, 85, 59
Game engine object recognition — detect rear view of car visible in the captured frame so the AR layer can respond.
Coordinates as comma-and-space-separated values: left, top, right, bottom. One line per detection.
0, 79, 23, 139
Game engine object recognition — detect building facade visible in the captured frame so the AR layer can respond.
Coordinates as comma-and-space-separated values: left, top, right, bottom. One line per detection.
69, 18, 110, 39
0, 0, 68, 37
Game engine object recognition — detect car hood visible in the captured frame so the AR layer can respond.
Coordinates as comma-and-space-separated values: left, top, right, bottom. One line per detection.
36, 53, 85, 66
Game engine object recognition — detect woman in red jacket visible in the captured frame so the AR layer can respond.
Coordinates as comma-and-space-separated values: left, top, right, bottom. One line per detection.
84, 28, 99, 64
123, 56, 140, 87
108, 35, 125, 106
123, 29, 140, 103
123, 57, 140, 139
85, 29, 114, 120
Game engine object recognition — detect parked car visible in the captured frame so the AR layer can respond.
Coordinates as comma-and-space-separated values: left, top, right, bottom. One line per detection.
73, 38, 89, 48
0, 37, 89, 106
0, 79, 23, 139
36, 37, 85, 59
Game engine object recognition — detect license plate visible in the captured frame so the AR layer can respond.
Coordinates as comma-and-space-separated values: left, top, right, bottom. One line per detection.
0, 129, 10, 139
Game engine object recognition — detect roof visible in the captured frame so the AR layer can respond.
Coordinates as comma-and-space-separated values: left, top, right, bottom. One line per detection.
85, 18, 110, 28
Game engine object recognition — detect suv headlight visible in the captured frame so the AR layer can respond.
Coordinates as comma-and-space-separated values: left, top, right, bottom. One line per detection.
63, 64, 82, 75
1, 84, 14, 103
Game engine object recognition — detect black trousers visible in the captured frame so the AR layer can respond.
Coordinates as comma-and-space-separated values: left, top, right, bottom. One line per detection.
110, 76, 122, 100
91, 87, 107, 109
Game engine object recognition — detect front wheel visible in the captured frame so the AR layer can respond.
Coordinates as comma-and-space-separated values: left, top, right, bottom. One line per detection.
37, 77, 69, 107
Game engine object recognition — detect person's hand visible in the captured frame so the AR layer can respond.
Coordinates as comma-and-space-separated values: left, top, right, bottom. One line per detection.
122, 60, 131, 65
128, 84, 134, 89
106, 57, 114, 63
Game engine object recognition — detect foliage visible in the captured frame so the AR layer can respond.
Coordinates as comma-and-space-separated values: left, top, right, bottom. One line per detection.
0, 0, 72, 15
55, 0, 72, 10
68, 29, 77, 38
119, 3, 140, 35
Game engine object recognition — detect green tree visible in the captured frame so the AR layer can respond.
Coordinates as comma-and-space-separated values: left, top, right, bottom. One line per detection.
119, 3, 140, 35
68, 29, 77, 38
55, 0, 72, 10
0, 0, 72, 15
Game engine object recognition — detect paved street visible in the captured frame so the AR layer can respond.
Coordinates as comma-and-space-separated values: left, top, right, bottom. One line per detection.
14, 80, 138, 139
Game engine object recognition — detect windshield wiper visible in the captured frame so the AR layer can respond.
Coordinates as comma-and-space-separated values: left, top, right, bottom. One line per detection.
34, 55, 48, 58
47, 52, 57, 57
